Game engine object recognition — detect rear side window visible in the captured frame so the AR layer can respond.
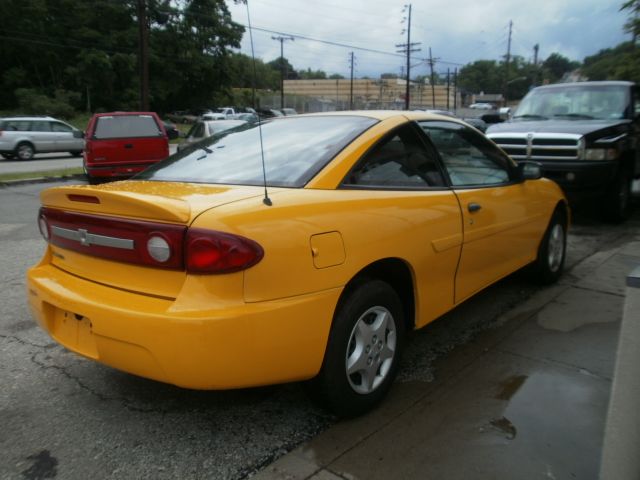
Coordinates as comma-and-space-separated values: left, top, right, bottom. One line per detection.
5, 121, 31, 131
93, 115, 162, 139
343, 124, 445, 188
137, 116, 378, 187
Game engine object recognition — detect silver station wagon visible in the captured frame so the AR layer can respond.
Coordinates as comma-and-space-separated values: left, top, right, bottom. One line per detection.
0, 116, 85, 160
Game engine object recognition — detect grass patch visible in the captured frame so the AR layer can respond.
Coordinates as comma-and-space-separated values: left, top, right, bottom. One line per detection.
0, 167, 84, 182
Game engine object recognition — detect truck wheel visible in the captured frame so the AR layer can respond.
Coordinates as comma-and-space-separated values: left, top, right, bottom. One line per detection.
603, 170, 631, 223
15, 142, 35, 160
311, 279, 405, 418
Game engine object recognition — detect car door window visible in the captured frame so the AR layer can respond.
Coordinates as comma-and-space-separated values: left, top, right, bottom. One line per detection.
419, 120, 512, 187
192, 122, 205, 139
51, 122, 72, 133
343, 124, 445, 188
31, 121, 51, 132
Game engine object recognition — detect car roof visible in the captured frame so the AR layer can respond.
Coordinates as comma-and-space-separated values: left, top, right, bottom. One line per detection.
0, 116, 57, 121
298, 110, 469, 124
534, 81, 635, 90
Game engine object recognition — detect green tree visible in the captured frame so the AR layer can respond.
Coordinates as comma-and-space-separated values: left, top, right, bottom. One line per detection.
542, 53, 580, 83
298, 68, 327, 79
457, 60, 502, 93
621, 0, 640, 41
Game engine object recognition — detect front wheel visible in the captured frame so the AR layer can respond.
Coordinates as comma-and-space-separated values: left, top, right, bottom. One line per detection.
531, 209, 567, 284
311, 279, 405, 418
15, 143, 35, 160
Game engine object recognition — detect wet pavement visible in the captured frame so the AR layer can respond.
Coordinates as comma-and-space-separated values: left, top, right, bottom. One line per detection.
254, 215, 640, 480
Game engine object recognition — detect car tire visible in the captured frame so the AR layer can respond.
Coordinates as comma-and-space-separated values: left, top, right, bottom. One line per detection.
15, 142, 35, 161
311, 279, 405, 418
531, 209, 567, 285
69, 151, 82, 157
603, 169, 632, 223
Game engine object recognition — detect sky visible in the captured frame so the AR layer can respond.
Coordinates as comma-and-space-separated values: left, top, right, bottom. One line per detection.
225, 0, 630, 78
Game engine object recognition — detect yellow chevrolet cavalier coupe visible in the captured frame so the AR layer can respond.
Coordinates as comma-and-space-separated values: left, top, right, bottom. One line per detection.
27, 111, 568, 417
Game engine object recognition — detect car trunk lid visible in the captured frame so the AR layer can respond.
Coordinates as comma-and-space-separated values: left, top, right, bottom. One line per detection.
40, 181, 266, 298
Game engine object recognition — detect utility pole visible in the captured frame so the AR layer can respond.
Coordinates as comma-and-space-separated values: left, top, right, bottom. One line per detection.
453, 68, 458, 111
396, 4, 421, 110
137, 0, 149, 111
446, 68, 450, 110
502, 20, 513, 107
427, 47, 440, 108
533, 43, 540, 86
349, 52, 355, 109
272, 35, 294, 109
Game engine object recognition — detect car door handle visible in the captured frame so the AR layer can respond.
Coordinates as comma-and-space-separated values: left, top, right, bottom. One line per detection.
124, 144, 133, 149
468, 202, 482, 213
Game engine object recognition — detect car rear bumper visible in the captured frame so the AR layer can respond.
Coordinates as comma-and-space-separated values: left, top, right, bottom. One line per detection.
27, 262, 338, 389
84, 161, 160, 178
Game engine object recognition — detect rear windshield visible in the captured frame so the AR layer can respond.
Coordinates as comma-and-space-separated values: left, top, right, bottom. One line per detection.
136, 116, 378, 187
93, 115, 162, 139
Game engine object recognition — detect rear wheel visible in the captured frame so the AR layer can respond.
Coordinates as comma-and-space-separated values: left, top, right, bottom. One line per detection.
603, 169, 632, 223
312, 279, 405, 418
15, 142, 35, 160
531, 209, 566, 284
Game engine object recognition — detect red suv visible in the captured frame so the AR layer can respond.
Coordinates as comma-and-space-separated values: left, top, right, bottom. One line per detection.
84, 112, 169, 182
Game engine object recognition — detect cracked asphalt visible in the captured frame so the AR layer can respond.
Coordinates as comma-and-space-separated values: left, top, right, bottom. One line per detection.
1, 180, 637, 480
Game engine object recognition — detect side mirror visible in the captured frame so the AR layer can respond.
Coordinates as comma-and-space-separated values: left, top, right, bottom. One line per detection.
518, 161, 542, 181
73, 130, 85, 139
481, 113, 504, 124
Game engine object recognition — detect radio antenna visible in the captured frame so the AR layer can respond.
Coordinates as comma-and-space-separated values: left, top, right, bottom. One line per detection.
244, 0, 272, 206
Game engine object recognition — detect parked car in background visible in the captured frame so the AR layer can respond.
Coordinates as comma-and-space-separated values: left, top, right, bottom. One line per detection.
231, 113, 259, 123
0, 116, 84, 160
29, 111, 568, 418
162, 120, 181, 140
280, 108, 298, 116
201, 112, 225, 121
176, 119, 247, 152
487, 81, 639, 222
83, 112, 169, 182
469, 102, 495, 110
257, 108, 284, 119
417, 109, 488, 133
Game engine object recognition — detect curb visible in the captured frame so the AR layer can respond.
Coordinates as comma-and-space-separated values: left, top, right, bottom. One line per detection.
0, 174, 86, 188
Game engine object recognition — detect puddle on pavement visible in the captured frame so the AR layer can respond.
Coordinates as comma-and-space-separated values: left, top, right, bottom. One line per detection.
484, 370, 604, 465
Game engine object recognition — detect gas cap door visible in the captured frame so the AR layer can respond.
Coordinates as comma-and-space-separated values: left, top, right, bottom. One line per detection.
310, 232, 345, 269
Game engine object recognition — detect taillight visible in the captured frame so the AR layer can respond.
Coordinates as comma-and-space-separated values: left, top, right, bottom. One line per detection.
40, 207, 263, 274
186, 228, 263, 274
38, 211, 49, 240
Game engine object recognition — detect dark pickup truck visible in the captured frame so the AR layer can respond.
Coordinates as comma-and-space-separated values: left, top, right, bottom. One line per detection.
487, 81, 639, 221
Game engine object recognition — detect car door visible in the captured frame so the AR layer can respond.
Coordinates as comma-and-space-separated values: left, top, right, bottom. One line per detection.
341, 123, 463, 325
30, 120, 56, 152
419, 120, 545, 303
50, 120, 82, 152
